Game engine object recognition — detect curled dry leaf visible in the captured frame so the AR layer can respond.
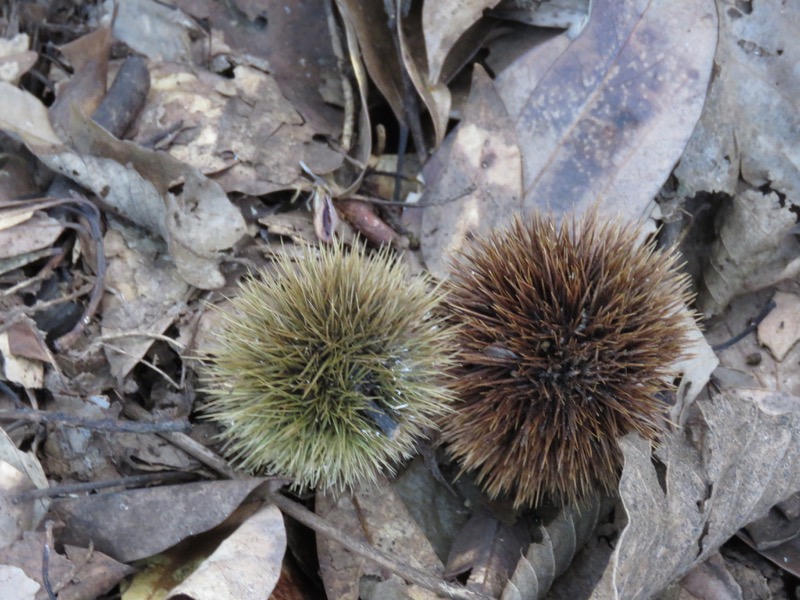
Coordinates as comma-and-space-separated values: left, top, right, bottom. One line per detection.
397, 2, 452, 147
697, 189, 798, 317
592, 388, 800, 599
335, 0, 405, 132
675, 0, 800, 199
48, 24, 111, 138
423, 0, 500, 85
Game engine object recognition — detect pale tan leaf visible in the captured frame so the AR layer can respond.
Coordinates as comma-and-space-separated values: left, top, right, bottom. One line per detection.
0, 33, 37, 84
758, 292, 800, 361
0, 332, 42, 389
0, 82, 62, 148
0, 212, 63, 259
100, 226, 190, 380
0, 565, 38, 600
167, 504, 286, 600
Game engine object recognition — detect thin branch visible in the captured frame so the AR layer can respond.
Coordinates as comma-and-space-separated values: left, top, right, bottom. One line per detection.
0, 410, 189, 433
266, 491, 491, 600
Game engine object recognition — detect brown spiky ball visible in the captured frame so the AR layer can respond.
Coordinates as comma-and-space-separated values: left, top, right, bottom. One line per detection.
441, 212, 694, 508
200, 240, 457, 493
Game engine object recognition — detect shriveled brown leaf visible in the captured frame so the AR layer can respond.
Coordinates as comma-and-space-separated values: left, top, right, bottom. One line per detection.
49, 25, 111, 138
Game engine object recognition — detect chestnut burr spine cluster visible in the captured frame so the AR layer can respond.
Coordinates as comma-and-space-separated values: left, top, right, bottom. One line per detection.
440, 212, 694, 508
199, 240, 457, 493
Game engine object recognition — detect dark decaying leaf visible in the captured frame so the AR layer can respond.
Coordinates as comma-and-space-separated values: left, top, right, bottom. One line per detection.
50, 479, 270, 562
500, 0, 717, 219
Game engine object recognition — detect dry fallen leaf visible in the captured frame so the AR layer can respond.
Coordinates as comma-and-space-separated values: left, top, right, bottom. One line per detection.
496, 0, 716, 219
317, 477, 444, 600
675, 0, 800, 200
423, 0, 500, 85
101, 225, 190, 380
132, 61, 342, 196
0, 531, 133, 600
420, 65, 522, 277
51, 479, 270, 563
592, 387, 800, 599
167, 504, 286, 600
0, 83, 246, 289
0, 33, 37, 84
0, 211, 63, 260
697, 189, 797, 316
0, 565, 38, 600
757, 291, 800, 361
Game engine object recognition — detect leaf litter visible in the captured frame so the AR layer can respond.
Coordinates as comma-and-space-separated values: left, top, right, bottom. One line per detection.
0, 0, 798, 598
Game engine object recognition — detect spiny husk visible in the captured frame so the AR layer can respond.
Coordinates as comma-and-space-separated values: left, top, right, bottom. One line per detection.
200, 240, 457, 493
441, 213, 694, 509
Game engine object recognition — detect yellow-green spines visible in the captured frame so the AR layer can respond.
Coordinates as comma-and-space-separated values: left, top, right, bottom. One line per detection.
199, 240, 457, 492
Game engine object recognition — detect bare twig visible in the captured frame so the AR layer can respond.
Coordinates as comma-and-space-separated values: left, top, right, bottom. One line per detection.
266, 491, 491, 600
122, 401, 243, 480
0, 409, 189, 433
13, 472, 196, 503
